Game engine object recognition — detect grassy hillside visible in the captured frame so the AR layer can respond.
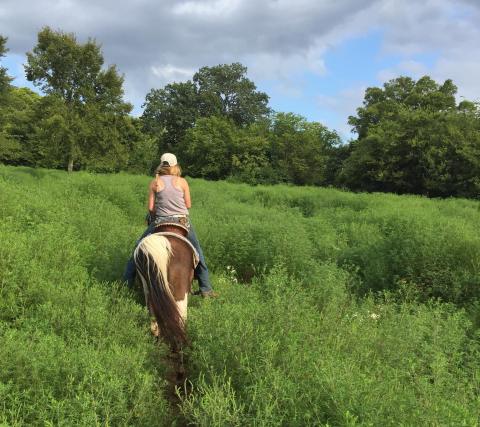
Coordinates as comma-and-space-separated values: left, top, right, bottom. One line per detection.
1, 165, 479, 426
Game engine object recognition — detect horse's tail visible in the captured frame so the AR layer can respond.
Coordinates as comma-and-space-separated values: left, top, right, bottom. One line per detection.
134, 234, 187, 345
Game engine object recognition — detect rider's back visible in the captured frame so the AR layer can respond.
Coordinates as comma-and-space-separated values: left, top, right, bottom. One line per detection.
154, 175, 189, 217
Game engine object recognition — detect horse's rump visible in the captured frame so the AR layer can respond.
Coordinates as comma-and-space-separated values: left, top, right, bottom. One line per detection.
134, 232, 194, 345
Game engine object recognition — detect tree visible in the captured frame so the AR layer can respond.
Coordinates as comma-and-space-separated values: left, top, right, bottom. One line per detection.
30, 94, 73, 169
0, 36, 16, 162
180, 116, 238, 179
142, 81, 198, 149
178, 116, 272, 183
194, 63, 270, 126
230, 129, 272, 185
0, 35, 12, 99
340, 76, 480, 197
349, 76, 457, 139
269, 113, 341, 185
0, 87, 41, 165
141, 63, 270, 152
125, 117, 158, 174
179, 112, 342, 185
25, 27, 132, 171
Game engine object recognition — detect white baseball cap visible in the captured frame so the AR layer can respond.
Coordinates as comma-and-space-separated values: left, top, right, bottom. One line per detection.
160, 153, 177, 166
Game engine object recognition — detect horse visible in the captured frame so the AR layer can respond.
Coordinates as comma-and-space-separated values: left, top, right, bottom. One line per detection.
133, 222, 199, 349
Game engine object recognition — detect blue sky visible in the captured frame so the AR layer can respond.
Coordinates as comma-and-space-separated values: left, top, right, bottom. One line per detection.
2, 0, 479, 141
256, 30, 441, 138
256, 32, 394, 137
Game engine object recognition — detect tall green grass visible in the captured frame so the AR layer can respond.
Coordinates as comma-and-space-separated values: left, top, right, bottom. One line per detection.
0, 167, 169, 425
192, 180, 480, 304
1, 165, 479, 425
183, 271, 479, 425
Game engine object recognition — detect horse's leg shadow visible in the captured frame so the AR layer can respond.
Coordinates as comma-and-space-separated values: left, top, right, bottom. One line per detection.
171, 344, 193, 402
171, 338, 187, 385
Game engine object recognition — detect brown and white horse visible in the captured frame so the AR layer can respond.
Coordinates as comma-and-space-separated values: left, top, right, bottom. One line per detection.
133, 223, 198, 348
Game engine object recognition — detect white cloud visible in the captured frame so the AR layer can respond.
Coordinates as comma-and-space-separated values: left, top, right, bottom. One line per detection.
377, 60, 429, 83
1, 0, 480, 128
0, 0, 376, 84
399, 60, 429, 77
373, 0, 480, 100
173, 0, 242, 17
433, 55, 480, 102
151, 64, 194, 83
317, 85, 367, 138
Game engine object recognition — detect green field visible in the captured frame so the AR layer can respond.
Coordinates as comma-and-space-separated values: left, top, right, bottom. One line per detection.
1, 165, 479, 426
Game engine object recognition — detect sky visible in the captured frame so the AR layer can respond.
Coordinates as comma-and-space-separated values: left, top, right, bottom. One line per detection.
1, 0, 479, 140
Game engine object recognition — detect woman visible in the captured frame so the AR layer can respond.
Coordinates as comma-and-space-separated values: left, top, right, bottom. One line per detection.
123, 153, 217, 297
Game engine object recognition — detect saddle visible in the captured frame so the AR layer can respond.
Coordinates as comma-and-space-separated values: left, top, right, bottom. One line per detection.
154, 223, 199, 268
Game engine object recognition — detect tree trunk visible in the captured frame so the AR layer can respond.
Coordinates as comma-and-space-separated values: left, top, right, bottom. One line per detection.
68, 157, 74, 172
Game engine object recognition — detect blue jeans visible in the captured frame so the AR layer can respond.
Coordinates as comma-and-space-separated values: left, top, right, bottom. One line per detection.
123, 222, 213, 293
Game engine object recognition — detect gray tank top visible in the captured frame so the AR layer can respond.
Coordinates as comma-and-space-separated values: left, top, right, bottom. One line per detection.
154, 175, 189, 217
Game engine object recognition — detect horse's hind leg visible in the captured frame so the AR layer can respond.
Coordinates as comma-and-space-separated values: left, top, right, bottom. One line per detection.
150, 320, 160, 337
176, 293, 188, 322
171, 337, 186, 384
172, 294, 188, 382
147, 300, 160, 337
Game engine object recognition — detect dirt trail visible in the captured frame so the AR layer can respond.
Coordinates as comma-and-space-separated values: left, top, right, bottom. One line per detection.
163, 350, 191, 426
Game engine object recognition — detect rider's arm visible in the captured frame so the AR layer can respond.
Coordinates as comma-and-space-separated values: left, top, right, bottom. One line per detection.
148, 180, 156, 213
181, 178, 191, 209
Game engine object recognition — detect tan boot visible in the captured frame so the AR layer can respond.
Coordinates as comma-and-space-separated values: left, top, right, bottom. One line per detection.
201, 290, 219, 298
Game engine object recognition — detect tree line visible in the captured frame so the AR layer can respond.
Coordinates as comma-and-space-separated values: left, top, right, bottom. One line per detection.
1, 28, 479, 198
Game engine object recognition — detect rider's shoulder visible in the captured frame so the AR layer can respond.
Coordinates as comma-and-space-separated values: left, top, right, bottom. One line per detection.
149, 177, 162, 191
177, 176, 188, 185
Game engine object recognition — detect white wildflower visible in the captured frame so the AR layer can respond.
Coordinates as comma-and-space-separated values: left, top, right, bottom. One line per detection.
226, 265, 238, 284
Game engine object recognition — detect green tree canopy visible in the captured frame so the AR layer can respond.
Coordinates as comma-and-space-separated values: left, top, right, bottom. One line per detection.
179, 113, 340, 186
340, 76, 480, 197
193, 63, 270, 126
0, 35, 12, 99
25, 27, 132, 171
142, 81, 198, 149
349, 76, 457, 139
179, 116, 273, 183
141, 63, 270, 153
179, 116, 241, 180
0, 36, 16, 161
270, 113, 341, 185
0, 87, 40, 164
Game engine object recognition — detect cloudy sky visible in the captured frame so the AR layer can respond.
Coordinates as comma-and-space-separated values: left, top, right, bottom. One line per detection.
1, 0, 479, 139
